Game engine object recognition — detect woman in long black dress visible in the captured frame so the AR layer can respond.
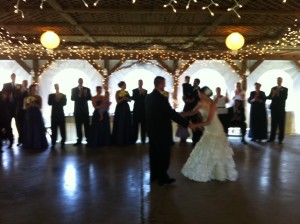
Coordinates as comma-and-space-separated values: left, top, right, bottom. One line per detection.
247, 82, 268, 141
112, 81, 133, 146
23, 84, 48, 150
87, 86, 111, 148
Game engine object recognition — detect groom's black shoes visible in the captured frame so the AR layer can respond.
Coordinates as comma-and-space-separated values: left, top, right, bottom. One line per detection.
158, 178, 176, 186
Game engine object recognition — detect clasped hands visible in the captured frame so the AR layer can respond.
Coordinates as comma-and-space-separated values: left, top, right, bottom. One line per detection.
180, 111, 203, 131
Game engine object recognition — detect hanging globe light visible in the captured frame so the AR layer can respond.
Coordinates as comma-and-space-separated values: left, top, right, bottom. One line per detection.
40, 31, 60, 50
225, 32, 245, 50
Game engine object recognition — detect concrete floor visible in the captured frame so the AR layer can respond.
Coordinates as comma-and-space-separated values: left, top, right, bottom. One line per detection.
0, 135, 300, 224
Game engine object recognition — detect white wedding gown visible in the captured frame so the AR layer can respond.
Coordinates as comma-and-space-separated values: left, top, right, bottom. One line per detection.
182, 107, 238, 182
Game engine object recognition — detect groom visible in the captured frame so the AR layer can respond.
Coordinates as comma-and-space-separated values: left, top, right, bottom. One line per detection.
145, 76, 190, 185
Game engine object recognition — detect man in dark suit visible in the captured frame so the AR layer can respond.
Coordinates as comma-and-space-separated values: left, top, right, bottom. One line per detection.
227, 99, 247, 144
0, 91, 12, 152
48, 83, 67, 149
71, 78, 92, 146
16, 80, 28, 146
145, 76, 190, 185
132, 79, 147, 144
266, 77, 288, 144
189, 78, 203, 146
182, 76, 193, 101
2, 73, 21, 148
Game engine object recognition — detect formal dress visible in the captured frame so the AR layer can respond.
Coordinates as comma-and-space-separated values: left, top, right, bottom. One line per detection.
182, 108, 238, 182
16, 88, 28, 144
71, 86, 92, 144
23, 95, 48, 150
48, 93, 67, 147
266, 86, 288, 142
131, 88, 147, 143
112, 90, 133, 146
247, 90, 268, 140
145, 89, 188, 183
87, 99, 111, 148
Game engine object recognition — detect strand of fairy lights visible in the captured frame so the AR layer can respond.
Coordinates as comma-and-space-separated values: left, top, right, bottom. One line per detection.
1, 18, 299, 62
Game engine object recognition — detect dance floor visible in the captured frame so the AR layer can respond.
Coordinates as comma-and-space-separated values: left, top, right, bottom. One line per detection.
0, 135, 300, 224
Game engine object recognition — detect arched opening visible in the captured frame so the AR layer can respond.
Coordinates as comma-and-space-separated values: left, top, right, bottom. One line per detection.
177, 68, 228, 111
256, 69, 296, 134
108, 62, 173, 113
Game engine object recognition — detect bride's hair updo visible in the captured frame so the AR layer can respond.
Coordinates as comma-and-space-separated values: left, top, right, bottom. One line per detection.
200, 86, 213, 97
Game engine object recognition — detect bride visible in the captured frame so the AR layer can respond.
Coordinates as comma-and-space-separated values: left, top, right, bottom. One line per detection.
181, 86, 238, 182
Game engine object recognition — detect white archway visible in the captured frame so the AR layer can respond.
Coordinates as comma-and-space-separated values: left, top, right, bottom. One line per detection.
39, 60, 102, 127
177, 61, 239, 111
247, 60, 299, 134
108, 61, 173, 113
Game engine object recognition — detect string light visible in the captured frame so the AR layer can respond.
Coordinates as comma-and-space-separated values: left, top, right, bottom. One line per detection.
164, 0, 177, 13
1, 14, 299, 63
82, 0, 89, 8
186, 0, 197, 10
227, 0, 243, 18
202, 0, 219, 16
13, 0, 288, 18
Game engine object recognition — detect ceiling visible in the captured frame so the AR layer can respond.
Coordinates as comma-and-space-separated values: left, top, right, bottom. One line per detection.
1, 0, 300, 60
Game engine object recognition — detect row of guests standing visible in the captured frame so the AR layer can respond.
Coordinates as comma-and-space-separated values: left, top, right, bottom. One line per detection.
214, 77, 288, 144
0, 74, 48, 152
0, 74, 148, 151
70, 78, 147, 148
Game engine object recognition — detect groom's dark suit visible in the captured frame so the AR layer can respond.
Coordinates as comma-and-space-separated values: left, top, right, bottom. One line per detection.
145, 89, 188, 184
71, 86, 92, 144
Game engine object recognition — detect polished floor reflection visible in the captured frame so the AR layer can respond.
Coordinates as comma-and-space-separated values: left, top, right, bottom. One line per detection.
1, 135, 300, 224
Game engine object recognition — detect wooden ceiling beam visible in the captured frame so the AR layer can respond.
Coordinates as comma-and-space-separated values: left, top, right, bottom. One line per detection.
0, 22, 291, 28
15, 59, 31, 74
46, 0, 96, 43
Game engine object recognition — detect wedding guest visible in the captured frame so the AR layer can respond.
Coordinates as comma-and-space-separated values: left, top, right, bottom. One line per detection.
23, 84, 48, 150
87, 86, 111, 148
2, 73, 21, 148
247, 82, 267, 141
71, 78, 92, 146
213, 87, 229, 133
266, 77, 288, 144
16, 80, 29, 146
189, 78, 203, 146
227, 99, 247, 144
232, 81, 246, 107
182, 76, 193, 102
0, 91, 12, 152
145, 76, 189, 185
48, 84, 67, 149
179, 76, 193, 143
131, 79, 147, 144
98, 90, 110, 121
112, 81, 133, 146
